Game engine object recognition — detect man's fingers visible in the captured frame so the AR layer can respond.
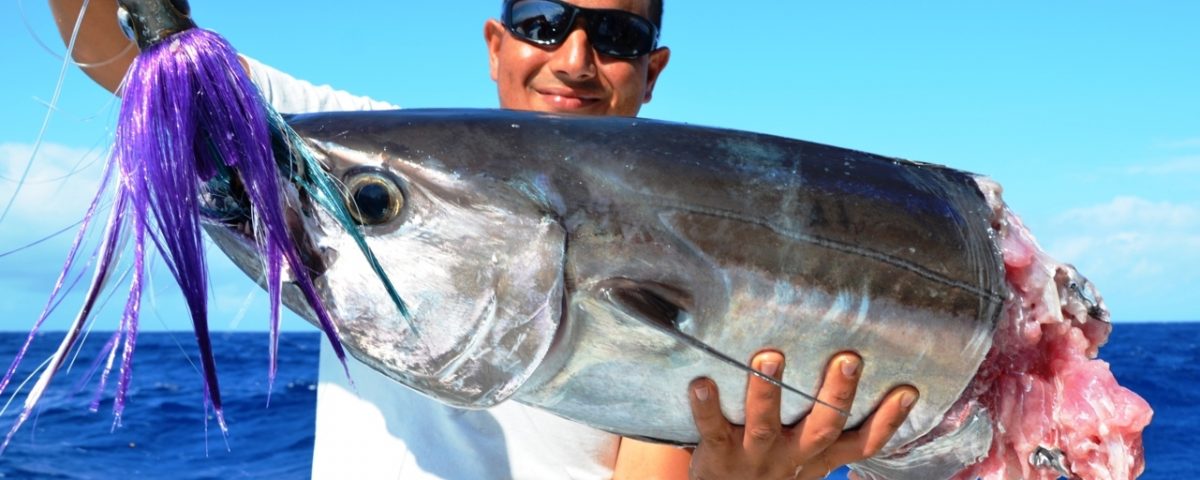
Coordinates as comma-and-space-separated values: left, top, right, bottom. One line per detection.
742, 350, 785, 459
792, 352, 861, 462
823, 386, 919, 463
689, 378, 734, 453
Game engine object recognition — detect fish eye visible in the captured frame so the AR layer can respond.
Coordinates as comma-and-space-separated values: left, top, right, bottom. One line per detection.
344, 169, 405, 226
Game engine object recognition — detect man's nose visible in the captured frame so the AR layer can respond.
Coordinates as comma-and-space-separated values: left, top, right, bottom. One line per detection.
548, 27, 597, 82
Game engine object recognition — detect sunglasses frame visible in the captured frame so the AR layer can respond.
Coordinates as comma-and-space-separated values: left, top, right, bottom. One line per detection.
501, 0, 660, 59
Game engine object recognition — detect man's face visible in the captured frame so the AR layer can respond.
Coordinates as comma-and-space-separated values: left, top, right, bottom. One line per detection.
485, 0, 670, 117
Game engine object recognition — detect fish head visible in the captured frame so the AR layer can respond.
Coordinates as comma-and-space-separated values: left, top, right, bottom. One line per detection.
203, 111, 567, 408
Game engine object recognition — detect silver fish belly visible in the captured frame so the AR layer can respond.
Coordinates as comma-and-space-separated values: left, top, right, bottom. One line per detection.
205, 109, 1005, 466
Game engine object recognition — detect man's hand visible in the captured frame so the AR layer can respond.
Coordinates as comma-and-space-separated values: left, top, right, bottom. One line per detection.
687, 352, 918, 480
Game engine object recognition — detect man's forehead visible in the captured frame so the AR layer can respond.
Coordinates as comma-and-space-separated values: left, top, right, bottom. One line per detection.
562, 0, 652, 18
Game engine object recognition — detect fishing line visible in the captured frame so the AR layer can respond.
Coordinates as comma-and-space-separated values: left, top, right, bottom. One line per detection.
65, 262, 135, 376
0, 355, 54, 450
68, 330, 112, 395
0, 141, 106, 184
28, 94, 120, 127
143, 250, 218, 381
0, 220, 82, 257
42, 265, 89, 324
145, 250, 212, 380
0, 0, 91, 226
143, 250, 215, 383
143, 248, 164, 316
145, 254, 208, 398
0, 356, 53, 422
16, 0, 135, 68
221, 267, 262, 332
51, 144, 108, 200
666, 329, 849, 417
162, 326, 203, 379
85, 333, 119, 412
145, 253, 203, 385
624, 301, 849, 416
228, 288, 257, 331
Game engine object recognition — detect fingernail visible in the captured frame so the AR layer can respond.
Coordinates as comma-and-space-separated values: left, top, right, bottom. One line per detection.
900, 391, 917, 408
694, 385, 710, 402
760, 360, 780, 377
841, 357, 860, 378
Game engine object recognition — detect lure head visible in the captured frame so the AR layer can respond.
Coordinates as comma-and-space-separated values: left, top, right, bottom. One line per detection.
117, 0, 196, 48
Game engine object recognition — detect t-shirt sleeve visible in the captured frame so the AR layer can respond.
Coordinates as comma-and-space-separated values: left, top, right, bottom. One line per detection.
243, 56, 399, 114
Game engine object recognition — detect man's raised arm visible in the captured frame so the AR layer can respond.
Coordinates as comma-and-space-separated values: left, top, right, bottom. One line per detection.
50, 0, 138, 93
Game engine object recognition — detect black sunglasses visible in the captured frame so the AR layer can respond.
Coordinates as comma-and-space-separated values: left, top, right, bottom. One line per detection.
502, 0, 659, 59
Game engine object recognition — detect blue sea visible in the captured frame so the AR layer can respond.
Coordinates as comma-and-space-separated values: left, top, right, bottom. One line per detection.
0, 323, 1194, 479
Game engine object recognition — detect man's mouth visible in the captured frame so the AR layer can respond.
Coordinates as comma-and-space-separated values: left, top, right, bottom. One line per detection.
534, 87, 603, 111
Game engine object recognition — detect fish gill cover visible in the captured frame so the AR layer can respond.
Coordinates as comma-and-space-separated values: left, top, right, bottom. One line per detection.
0, 22, 406, 450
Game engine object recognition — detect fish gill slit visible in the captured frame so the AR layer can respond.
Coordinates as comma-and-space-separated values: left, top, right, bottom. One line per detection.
606, 281, 848, 417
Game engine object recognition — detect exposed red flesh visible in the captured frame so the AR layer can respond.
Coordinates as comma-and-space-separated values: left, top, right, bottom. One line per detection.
949, 191, 1153, 479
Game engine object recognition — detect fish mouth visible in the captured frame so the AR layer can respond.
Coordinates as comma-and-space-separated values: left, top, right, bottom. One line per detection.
200, 170, 253, 235
200, 170, 328, 279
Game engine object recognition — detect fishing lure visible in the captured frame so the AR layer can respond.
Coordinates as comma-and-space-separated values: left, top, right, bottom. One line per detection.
0, 0, 408, 450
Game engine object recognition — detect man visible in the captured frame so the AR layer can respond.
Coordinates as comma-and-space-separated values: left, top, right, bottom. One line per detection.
50, 0, 918, 478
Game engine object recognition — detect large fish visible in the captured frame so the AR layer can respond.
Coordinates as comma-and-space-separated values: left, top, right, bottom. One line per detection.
202, 109, 1149, 479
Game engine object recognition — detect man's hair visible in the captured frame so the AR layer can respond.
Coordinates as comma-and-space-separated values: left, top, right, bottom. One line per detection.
504, 1, 663, 32
649, 0, 663, 32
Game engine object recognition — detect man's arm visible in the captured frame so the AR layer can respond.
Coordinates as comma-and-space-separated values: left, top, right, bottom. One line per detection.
50, 0, 138, 93
50, 0, 256, 94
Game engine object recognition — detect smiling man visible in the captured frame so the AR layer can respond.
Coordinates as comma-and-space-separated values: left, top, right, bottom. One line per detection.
485, 0, 669, 116
50, 0, 916, 478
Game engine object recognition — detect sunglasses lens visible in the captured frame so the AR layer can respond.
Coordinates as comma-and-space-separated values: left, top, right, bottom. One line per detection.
508, 0, 572, 44
589, 13, 656, 58
505, 0, 658, 58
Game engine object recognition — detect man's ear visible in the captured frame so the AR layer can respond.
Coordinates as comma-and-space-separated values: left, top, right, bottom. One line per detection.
642, 47, 671, 104
484, 19, 507, 82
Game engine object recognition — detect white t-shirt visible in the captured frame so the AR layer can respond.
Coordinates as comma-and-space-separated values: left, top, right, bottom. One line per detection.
244, 57, 622, 480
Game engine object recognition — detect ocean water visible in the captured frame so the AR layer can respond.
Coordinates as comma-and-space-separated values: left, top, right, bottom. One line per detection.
0, 323, 1194, 479
0, 332, 319, 478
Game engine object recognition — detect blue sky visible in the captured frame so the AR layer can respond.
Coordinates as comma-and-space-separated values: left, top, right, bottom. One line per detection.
0, 2, 1196, 332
